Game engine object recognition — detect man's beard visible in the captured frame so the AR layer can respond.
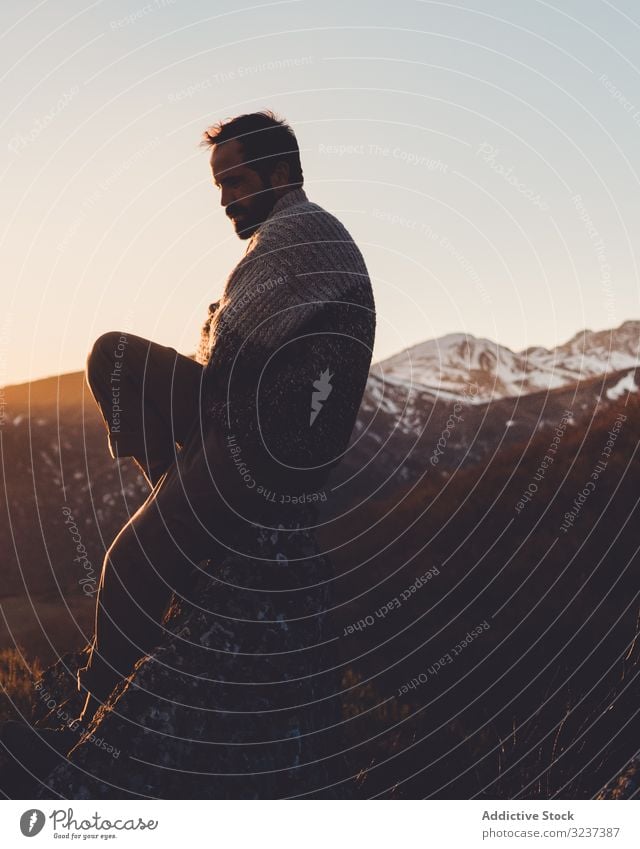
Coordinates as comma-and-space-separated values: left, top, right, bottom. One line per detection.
226, 181, 277, 240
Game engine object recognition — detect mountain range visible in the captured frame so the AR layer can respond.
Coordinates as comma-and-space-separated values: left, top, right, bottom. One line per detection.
373, 319, 639, 405
341, 319, 639, 494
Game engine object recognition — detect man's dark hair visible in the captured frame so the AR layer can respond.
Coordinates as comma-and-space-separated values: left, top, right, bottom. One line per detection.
201, 110, 303, 187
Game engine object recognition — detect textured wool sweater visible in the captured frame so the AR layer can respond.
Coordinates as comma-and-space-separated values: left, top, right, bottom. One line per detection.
197, 187, 376, 499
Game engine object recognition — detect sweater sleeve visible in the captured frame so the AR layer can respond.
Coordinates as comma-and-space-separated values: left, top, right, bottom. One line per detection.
200, 255, 330, 471
196, 299, 221, 365
207, 256, 326, 368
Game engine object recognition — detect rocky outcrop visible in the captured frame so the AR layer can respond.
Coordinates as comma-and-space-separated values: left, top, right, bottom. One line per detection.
28, 521, 351, 799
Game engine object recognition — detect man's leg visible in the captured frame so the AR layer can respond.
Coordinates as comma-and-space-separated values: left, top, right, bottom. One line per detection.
0, 450, 228, 769
85, 331, 204, 485
81, 327, 287, 728
75, 421, 252, 724
0, 336, 212, 765
77, 473, 211, 715
78, 331, 207, 719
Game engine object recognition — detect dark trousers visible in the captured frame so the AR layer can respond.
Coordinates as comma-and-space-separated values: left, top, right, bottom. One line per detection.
77, 331, 244, 707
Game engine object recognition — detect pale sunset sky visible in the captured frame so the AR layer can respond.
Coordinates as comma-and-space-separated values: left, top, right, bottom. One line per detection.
1, 0, 639, 385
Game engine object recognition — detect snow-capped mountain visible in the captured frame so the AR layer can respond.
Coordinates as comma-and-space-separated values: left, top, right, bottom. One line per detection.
372, 319, 640, 405
338, 320, 640, 492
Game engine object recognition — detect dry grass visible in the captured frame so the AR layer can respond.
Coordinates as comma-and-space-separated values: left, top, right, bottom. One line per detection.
0, 648, 43, 724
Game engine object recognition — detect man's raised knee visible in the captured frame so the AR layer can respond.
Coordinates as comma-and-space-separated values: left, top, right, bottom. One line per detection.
86, 331, 126, 391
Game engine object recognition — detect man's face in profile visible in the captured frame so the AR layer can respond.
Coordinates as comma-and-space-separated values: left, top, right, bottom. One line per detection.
211, 139, 277, 239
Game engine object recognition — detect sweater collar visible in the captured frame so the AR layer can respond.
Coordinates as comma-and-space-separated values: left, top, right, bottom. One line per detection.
244, 187, 308, 253
266, 186, 308, 220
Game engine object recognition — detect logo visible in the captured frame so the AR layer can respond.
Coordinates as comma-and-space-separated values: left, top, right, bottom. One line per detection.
20, 809, 45, 837
310, 367, 333, 426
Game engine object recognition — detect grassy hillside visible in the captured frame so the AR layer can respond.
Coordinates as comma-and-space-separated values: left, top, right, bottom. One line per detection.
321, 396, 640, 797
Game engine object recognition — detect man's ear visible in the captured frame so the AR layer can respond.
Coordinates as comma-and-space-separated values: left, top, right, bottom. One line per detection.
271, 160, 291, 189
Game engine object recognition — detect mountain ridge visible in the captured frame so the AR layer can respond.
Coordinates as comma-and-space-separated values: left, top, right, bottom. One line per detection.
375, 318, 640, 404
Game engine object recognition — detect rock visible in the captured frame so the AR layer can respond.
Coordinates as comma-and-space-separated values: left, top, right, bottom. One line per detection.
33, 521, 350, 799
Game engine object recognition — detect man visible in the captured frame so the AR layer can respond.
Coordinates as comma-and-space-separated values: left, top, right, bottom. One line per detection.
1, 111, 376, 778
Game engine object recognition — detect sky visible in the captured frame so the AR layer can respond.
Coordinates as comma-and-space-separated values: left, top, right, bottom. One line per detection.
1, 0, 639, 385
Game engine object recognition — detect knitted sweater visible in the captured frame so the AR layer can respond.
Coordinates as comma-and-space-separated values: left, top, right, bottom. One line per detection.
197, 187, 376, 505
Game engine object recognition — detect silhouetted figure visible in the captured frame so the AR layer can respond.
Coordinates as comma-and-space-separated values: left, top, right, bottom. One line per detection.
1, 111, 376, 786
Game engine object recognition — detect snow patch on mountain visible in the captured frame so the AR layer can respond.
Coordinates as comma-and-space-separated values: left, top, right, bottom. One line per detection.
606, 371, 638, 401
